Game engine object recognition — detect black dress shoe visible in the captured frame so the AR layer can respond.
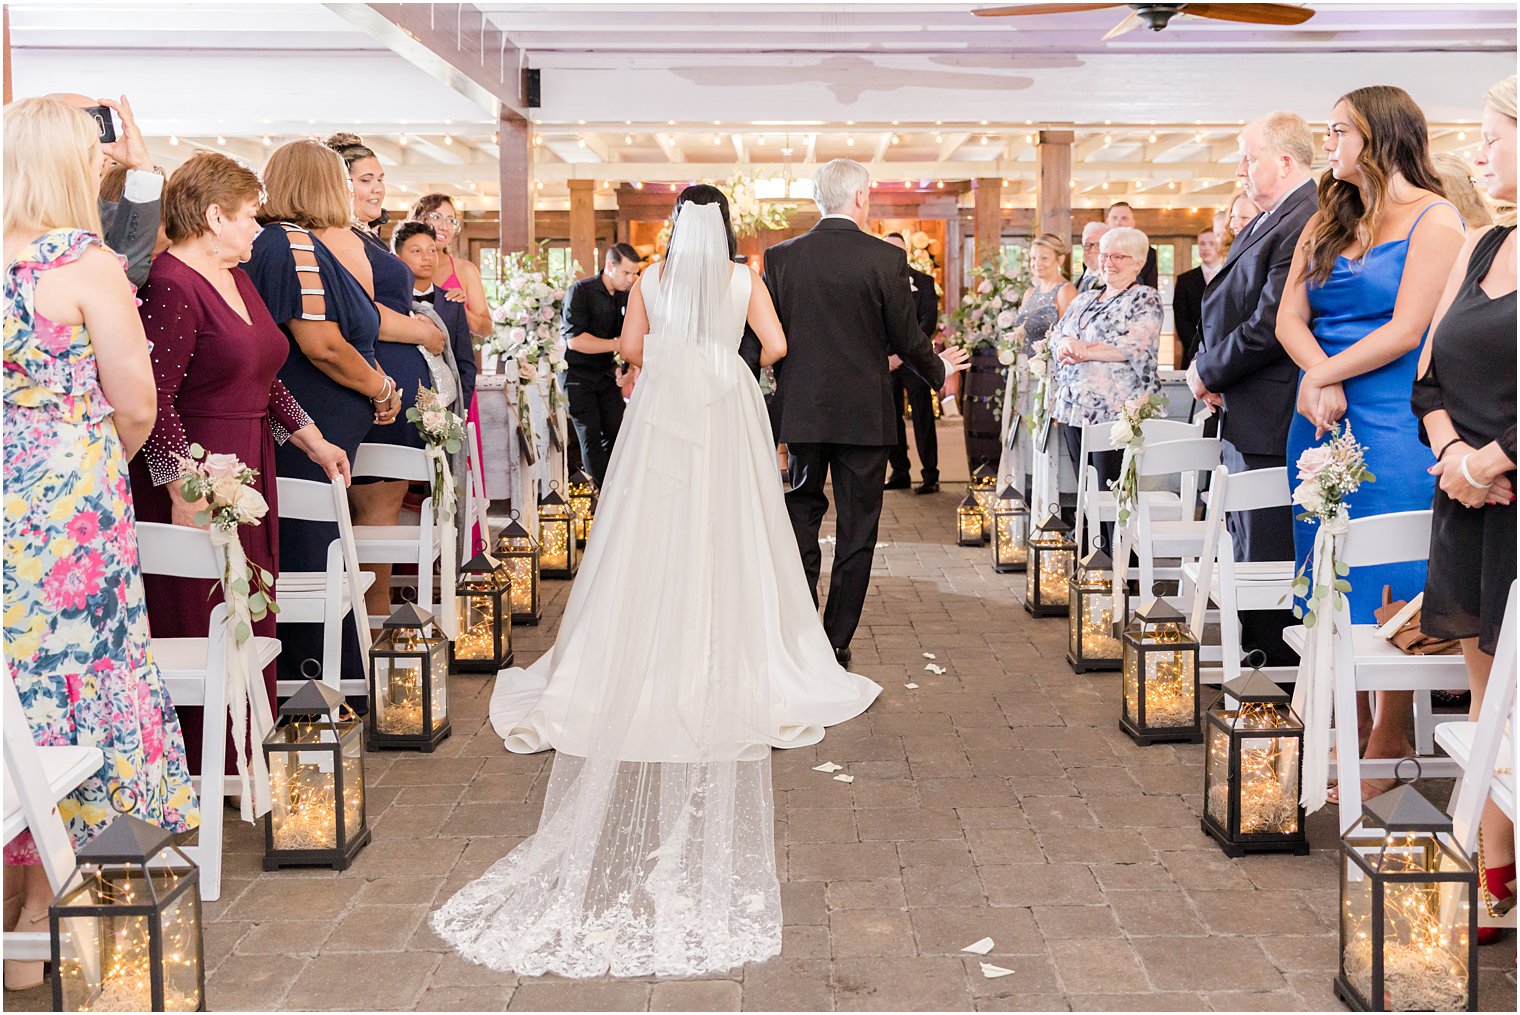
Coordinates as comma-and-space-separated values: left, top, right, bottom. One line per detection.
883, 474, 911, 490
834, 646, 852, 666
914, 480, 940, 495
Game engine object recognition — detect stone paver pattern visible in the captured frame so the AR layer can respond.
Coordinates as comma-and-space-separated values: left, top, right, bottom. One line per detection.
10, 474, 1516, 1011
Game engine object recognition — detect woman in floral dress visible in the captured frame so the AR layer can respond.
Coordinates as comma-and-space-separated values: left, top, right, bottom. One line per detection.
3, 98, 198, 988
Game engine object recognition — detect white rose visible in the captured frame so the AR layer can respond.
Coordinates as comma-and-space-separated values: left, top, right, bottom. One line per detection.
232, 484, 268, 525
1292, 479, 1326, 515
209, 473, 245, 506
996, 310, 1016, 330
1029, 356, 1047, 378
422, 409, 448, 433
997, 348, 1016, 366
1110, 420, 1135, 446
508, 326, 527, 345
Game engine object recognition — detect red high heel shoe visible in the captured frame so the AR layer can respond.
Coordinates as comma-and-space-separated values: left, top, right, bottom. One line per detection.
1477, 858, 1515, 946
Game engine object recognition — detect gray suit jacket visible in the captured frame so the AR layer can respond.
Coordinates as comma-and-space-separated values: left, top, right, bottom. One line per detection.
99, 195, 158, 288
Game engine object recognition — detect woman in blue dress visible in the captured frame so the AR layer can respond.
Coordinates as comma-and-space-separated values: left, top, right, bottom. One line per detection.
1276, 85, 1465, 797
324, 133, 449, 619
245, 140, 396, 689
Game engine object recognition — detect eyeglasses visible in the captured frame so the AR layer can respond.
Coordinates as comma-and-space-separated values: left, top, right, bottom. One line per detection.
1082, 241, 1101, 251
1098, 252, 1133, 263
424, 212, 461, 227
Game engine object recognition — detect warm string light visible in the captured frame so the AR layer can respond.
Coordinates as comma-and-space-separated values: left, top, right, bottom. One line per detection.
500, 554, 537, 614
1032, 544, 1072, 605
958, 505, 986, 543
1206, 706, 1300, 834
1127, 629, 1194, 727
453, 599, 499, 662
379, 659, 426, 735
995, 514, 1027, 566
269, 724, 364, 851
539, 515, 571, 570
58, 872, 200, 1011
1074, 579, 1121, 659
1342, 834, 1471, 1010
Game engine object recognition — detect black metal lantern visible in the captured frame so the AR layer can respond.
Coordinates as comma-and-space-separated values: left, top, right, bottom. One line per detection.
956, 491, 986, 546
970, 462, 997, 542
538, 481, 579, 579
369, 604, 452, 751
1119, 596, 1202, 745
568, 467, 596, 547
1336, 762, 1477, 1012
493, 511, 542, 626
262, 681, 370, 871
991, 481, 1029, 573
1067, 543, 1124, 672
1202, 665, 1308, 856
450, 551, 514, 674
49, 814, 205, 1012
1024, 508, 1076, 617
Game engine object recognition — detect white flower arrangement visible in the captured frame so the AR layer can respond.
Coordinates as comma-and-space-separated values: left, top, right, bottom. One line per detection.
1290, 423, 1375, 628
1107, 392, 1169, 526
950, 258, 1031, 353
486, 251, 572, 371
1025, 338, 1054, 437
719, 171, 796, 238
176, 445, 276, 643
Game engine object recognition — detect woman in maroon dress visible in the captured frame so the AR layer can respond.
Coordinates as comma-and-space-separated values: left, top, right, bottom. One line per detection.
128, 151, 349, 772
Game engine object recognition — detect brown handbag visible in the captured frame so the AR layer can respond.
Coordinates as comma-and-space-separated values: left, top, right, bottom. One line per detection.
1373, 586, 1462, 656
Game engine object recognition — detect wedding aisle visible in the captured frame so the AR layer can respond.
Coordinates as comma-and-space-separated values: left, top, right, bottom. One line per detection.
9, 476, 1514, 1013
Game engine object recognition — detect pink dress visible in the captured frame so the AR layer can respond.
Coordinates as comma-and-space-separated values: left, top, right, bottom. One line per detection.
443, 253, 489, 551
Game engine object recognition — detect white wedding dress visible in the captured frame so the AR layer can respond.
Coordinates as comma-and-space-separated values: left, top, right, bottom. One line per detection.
431, 203, 880, 978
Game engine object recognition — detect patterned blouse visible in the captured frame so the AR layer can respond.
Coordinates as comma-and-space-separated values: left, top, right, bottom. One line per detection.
1047, 284, 1162, 427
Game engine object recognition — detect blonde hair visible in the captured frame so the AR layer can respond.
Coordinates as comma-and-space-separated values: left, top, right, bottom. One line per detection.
3, 97, 103, 237
1029, 232, 1069, 260
1485, 76, 1517, 226
1256, 110, 1315, 169
1432, 153, 1493, 228
257, 140, 352, 230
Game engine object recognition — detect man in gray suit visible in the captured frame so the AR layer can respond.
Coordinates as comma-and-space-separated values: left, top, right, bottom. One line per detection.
52, 93, 161, 286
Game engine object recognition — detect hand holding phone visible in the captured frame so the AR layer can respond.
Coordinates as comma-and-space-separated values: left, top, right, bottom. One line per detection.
84, 105, 116, 144
92, 96, 151, 173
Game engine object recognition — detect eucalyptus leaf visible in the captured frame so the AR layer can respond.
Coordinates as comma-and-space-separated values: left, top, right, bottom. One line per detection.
1304, 612, 1317, 629
1333, 579, 1352, 593
234, 620, 252, 643
1334, 559, 1350, 577
189, 442, 205, 458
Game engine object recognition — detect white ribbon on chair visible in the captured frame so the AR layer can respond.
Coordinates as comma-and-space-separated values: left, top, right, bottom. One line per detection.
1109, 441, 1140, 625
427, 442, 460, 637
208, 527, 274, 823
1290, 509, 1349, 815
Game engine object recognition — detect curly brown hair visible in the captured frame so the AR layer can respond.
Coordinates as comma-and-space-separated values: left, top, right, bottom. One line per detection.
1302, 85, 1444, 285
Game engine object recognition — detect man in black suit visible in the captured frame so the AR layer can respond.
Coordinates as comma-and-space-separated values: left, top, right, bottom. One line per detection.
1075, 221, 1108, 294
882, 232, 941, 495
1172, 226, 1223, 370
561, 243, 641, 487
1188, 111, 1318, 663
765, 160, 970, 664
1105, 202, 1159, 288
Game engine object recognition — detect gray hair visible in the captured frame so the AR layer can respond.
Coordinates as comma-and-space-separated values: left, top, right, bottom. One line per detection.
812, 159, 871, 215
1081, 220, 1108, 243
1101, 226, 1149, 262
1249, 111, 1314, 169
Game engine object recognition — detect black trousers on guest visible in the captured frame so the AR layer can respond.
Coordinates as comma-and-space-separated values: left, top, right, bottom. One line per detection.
785, 442, 890, 652
564, 371, 625, 489
1220, 440, 1297, 665
886, 369, 938, 482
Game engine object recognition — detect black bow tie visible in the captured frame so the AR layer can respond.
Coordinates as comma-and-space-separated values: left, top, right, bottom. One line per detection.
415, 290, 436, 304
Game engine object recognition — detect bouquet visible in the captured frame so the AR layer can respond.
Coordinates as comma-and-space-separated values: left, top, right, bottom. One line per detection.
950, 257, 1031, 353
1026, 338, 1054, 437
1290, 423, 1374, 629
409, 385, 466, 519
1108, 391, 1169, 527
177, 445, 276, 642
487, 250, 571, 372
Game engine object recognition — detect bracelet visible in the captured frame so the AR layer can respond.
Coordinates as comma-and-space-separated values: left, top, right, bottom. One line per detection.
1437, 437, 1464, 460
371, 376, 393, 404
1459, 454, 1492, 490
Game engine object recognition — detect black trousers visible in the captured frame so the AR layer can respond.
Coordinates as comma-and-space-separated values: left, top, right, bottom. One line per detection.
1220, 440, 1297, 665
1062, 422, 1123, 553
564, 372, 625, 488
785, 442, 890, 651
886, 369, 938, 481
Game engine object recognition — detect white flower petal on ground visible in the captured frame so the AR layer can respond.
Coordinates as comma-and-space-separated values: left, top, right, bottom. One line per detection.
922, 652, 936, 659
924, 663, 946, 675
833, 774, 855, 783
980, 962, 1016, 979
962, 937, 995, 955
812, 761, 843, 773
904, 683, 919, 690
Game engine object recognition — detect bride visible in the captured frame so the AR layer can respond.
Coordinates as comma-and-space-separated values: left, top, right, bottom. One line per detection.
431, 185, 881, 978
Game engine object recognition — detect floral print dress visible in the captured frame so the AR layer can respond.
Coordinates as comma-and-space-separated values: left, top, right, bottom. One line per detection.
1047, 284, 1163, 427
4, 229, 199, 862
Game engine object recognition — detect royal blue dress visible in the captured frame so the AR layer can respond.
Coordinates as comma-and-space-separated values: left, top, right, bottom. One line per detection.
359, 228, 430, 450
1286, 203, 1452, 622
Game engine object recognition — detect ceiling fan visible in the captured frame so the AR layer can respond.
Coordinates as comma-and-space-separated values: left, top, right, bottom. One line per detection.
973, 4, 1315, 42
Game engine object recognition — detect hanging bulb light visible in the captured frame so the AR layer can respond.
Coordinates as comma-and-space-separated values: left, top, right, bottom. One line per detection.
216, 134, 227, 145
169, 134, 179, 146
399, 134, 409, 147
846, 136, 854, 147
444, 133, 454, 146
261, 134, 272, 147
492, 131, 499, 144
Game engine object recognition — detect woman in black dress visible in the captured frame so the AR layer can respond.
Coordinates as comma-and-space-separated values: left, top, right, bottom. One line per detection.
324, 133, 449, 618
1411, 74, 1517, 941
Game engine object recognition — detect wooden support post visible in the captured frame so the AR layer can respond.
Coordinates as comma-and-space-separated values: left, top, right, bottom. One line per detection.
1036, 130, 1075, 247
973, 178, 1002, 268
568, 179, 596, 276
499, 113, 533, 256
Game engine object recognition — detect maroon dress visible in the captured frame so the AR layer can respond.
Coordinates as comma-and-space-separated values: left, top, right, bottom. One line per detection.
128, 252, 312, 773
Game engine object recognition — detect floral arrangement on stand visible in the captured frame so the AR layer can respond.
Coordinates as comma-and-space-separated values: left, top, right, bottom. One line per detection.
488, 250, 574, 454
1026, 338, 1054, 437
175, 444, 277, 820
719, 171, 796, 238
1108, 391, 1169, 527
948, 257, 1032, 427
1287, 422, 1374, 814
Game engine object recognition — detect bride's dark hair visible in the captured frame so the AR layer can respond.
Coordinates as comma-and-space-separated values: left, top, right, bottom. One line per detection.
671, 184, 737, 260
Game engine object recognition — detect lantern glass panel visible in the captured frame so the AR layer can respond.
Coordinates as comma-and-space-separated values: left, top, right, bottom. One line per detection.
993, 512, 1027, 569
267, 719, 363, 853
1339, 829, 1473, 1011
1069, 560, 1122, 667
1142, 641, 1195, 728
455, 587, 500, 662
493, 530, 541, 622
1031, 542, 1073, 607
957, 504, 985, 546
1208, 704, 1302, 837
53, 864, 201, 1012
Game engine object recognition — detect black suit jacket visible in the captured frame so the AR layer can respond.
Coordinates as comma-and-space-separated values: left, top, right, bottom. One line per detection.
1139, 246, 1159, 289
908, 266, 939, 343
99, 194, 158, 288
763, 219, 946, 446
1191, 180, 1318, 458
1172, 266, 1207, 370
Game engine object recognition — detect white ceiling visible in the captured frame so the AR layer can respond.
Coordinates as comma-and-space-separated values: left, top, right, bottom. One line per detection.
9, 1, 1515, 210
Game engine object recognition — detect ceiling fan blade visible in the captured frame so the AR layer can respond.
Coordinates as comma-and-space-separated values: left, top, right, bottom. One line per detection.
973, 3, 1124, 17
1182, 3, 1315, 26
1101, 11, 1143, 41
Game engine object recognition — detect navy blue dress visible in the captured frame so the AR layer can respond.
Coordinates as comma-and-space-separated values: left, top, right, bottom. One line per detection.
360, 228, 431, 450
246, 223, 380, 687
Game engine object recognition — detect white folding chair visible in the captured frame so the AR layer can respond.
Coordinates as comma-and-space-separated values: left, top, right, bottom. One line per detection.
1122, 435, 1220, 611
464, 421, 493, 556
274, 476, 374, 697
1183, 465, 1298, 686
2, 676, 103, 963
350, 442, 443, 628
136, 521, 282, 901
1073, 417, 1200, 554
1438, 581, 1517, 932
1281, 510, 1470, 832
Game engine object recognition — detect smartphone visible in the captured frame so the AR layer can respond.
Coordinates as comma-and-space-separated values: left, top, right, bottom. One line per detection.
85, 105, 116, 144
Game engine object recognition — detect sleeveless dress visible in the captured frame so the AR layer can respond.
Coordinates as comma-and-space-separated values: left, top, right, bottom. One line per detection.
1414, 225, 1516, 653
4, 230, 199, 861
1286, 204, 1451, 622
358, 227, 429, 450
432, 265, 880, 979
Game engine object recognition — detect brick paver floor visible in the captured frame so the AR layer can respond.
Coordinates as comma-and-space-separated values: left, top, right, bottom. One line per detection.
11, 480, 1516, 1011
